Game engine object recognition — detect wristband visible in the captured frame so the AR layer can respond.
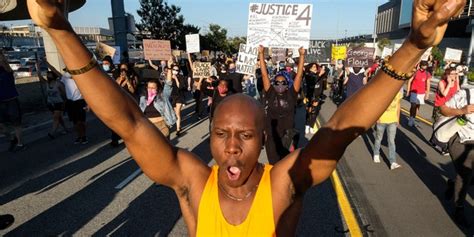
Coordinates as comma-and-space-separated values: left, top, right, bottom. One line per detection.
65, 56, 99, 76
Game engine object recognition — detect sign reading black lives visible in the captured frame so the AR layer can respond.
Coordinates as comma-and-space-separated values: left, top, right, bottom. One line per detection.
346, 47, 375, 68
193, 62, 212, 78
305, 40, 332, 63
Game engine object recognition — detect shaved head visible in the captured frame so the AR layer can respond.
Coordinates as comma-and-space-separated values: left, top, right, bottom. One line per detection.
212, 94, 265, 131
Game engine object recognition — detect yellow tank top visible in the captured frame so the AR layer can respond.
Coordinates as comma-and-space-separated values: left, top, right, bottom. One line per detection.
196, 164, 276, 237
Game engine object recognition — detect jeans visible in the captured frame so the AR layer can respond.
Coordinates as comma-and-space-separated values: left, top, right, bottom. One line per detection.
373, 123, 398, 164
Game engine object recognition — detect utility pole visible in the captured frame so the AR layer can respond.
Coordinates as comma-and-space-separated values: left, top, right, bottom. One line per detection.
111, 0, 128, 62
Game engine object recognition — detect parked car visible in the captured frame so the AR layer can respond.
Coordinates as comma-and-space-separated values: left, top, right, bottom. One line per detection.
8, 60, 21, 71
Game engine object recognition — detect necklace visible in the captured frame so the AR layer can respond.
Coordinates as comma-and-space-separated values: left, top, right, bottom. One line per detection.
218, 182, 259, 202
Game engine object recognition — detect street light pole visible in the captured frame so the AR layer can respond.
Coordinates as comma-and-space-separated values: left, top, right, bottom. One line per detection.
111, 0, 128, 62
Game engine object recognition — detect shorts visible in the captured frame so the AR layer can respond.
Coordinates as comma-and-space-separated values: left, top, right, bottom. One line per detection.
66, 99, 86, 123
0, 98, 22, 126
48, 102, 65, 112
409, 92, 425, 105
171, 94, 185, 107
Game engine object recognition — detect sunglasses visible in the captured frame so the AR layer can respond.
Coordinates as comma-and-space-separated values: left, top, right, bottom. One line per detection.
274, 80, 288, 86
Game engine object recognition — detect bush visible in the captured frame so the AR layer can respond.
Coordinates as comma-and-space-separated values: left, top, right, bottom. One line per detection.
468, 71, 474, 82
434, 67, 444, 77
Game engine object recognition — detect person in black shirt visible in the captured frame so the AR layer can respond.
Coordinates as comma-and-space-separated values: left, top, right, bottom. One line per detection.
210, 79, 231, 121
259, 46, 305, 164
170, 64, 187, 136
199, 76, 217, 117
305, 63, 326, 101
220, 62, 244, 94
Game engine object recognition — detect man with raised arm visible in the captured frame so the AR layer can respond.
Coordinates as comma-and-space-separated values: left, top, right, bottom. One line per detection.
26, 0, 465, 236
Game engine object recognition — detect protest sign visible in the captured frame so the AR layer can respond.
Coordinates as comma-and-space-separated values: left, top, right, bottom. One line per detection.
172, 50, 182, 58
393, 43, 402, 52
306, 40, 332, 63
236, 44, 258, 75
332, 46, 347, 61
193, 62, 212, 78
346, 47, 375, 68
444, 47, 462, 63
247, 3, 313, 48
143, 39, 172, 60
96, 42, 116, 61
271, 48, 287, 63
381, 47, 393, 58
421, 47, 432, 61
186, 34, 200, 53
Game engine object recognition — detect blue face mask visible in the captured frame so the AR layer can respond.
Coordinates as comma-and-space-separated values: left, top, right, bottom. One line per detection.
102, 64, 110, 72
228, 69, 236, 73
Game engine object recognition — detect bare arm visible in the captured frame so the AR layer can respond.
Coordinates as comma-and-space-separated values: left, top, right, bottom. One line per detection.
438, 80, 450, 97
292, 47, 305, 92
26, 1, 207, 190
441, 104, 474, 117
258, 46, 271, 92
148, 59, 159, 71
272, 0, 467, 194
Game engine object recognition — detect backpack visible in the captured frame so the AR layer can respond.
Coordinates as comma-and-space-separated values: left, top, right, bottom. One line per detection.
430, 89, 471, 153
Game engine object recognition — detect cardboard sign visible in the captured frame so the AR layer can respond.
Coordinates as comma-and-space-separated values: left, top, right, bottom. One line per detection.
143, 39, 172, 60
306, 40, 332, 63
172, 50, 182, 58
346, 47, 375, 68
236, 44, 258, 75
421, 47, 432, 61
288, 48, 300, 59
444, 47, 462, 63
96, 42, 116, 61
193, 62, 211, 78
381, 47, 393, 58
186, 34, 200, 53
332, 46, 347, 61
271, 48, 287, 63
247, 3, 313, 48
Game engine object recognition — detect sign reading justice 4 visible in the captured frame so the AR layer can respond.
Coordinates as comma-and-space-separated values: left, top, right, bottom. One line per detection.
346, 47, 375, 68
247, 3, 313, 49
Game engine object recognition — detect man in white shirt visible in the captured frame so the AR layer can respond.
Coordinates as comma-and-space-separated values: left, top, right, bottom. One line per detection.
61, 72, 88, 144
441, 88, 474, 227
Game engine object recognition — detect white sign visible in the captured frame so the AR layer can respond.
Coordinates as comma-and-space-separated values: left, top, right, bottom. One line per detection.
381, 47, 393, 58
421, 47, 432, 61
185, 34, 200, 53
444, 47, 463, 63
247, 3, 313, 49
236, 44, 258, 75
393, 43, 402, 52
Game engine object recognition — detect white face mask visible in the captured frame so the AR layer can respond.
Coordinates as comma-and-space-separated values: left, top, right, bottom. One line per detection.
172, 71, 179, 75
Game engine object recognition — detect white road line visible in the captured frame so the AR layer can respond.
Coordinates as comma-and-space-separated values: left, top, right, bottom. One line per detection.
115, 169, 142, 190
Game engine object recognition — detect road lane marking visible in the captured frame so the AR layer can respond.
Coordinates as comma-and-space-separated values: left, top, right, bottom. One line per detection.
115, 169, 142, 190
401, 108, 434, 126
314, 118, 363, 236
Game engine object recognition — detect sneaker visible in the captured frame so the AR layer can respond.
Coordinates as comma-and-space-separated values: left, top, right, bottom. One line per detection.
81, 137, 89, 145
390, 162, 401, 170
305, 126, 310, 134
373, 155, 380, 163
74, 137, 82, 144
0, 214, 14, 230
310, 128, 316, 134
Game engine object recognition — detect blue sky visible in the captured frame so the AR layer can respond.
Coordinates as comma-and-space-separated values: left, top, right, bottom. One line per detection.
11, 0, 387, 39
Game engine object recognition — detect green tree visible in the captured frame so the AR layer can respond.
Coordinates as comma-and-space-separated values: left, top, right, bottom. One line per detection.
227, 36, 247, 55
377, 38, 391, 50
203, 24, 229, 53
136, 0, 199, 49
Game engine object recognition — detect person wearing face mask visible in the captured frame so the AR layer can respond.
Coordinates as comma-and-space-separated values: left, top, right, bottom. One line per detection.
210, 79, 231, 121
38, 66, 68, 139
406, 60, 432, 127
259, 46, 305, 164
116, 63, 138, 96
305, 63, 326, 102
139, 69, 176, 139
170, 64, 187, 136
101, 56, 116, 78
0, 51, 25, 152
220, 62, 244, 94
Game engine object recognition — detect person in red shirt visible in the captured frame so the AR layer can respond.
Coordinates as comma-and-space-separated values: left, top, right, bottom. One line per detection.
432, 68, 459, 121
406, 61, 432, 126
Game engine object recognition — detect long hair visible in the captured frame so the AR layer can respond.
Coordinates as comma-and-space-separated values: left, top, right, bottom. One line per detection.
145, 79, 163, 100
442, 68, 455, 82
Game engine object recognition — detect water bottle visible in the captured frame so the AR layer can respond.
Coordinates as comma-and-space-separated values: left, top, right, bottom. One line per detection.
457, 115, 467, 126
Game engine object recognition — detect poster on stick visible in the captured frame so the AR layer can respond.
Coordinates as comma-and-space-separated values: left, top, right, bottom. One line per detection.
96, 42, 116, 60
193, 62, 212, 78
247, 3, 313, 49
381, 47, 393, 58
271, 48, 287, 63
236, 44, 258, 75
143, 39, 172, 60
332, 46, 347, 61
444, 47, 462, 63
346, 47, 375, 68
186, 34, 200, 53
306, 40, 332, 63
